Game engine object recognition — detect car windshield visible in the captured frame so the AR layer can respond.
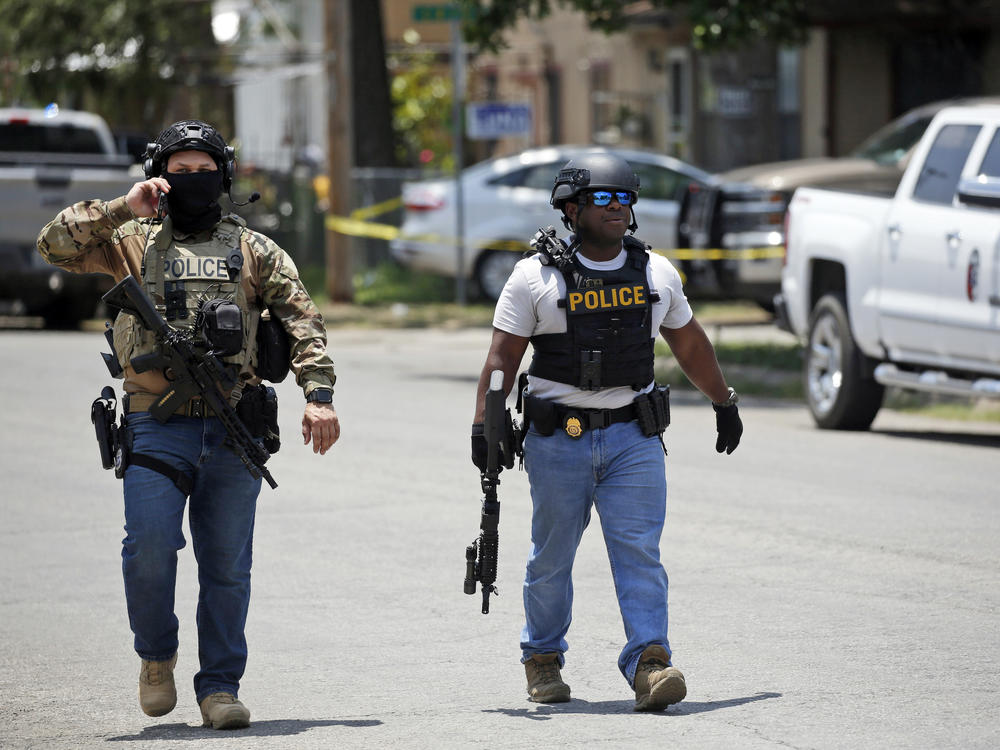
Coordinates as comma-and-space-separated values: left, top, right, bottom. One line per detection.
851, 115, 935, 166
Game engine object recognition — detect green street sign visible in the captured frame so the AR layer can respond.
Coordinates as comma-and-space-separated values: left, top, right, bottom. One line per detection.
412, 4, 465, 22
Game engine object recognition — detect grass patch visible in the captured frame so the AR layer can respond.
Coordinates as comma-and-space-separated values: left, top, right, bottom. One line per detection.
300, 262, 458, 306
689, 300, 773, 325
885, 390, 1000, 422
712, 341, 803, 370
321, 301, 494, 329
353, 262, 455, 305
653, 339, 804, 400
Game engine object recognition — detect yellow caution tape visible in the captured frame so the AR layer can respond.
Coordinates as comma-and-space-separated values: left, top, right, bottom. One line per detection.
349, 195, 403, 222
324, 214, 785, 260
326, 215, 400, 241
657, 247, 786, 261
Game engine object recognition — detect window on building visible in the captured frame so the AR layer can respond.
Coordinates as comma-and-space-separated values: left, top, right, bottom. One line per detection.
912, 124, 981, 204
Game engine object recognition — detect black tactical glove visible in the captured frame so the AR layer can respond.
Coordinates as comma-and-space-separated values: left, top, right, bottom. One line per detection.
471, 423, 488, 472
713, 403, 743, 455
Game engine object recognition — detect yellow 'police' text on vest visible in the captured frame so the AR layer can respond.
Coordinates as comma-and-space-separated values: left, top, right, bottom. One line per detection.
566, 283, 646, 314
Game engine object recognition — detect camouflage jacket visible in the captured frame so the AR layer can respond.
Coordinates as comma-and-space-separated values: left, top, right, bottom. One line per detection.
37, 195, 336, 400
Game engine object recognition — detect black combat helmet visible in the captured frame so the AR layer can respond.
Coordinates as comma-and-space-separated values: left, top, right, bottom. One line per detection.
550, 151, 640, 231
143, 120, 235, 190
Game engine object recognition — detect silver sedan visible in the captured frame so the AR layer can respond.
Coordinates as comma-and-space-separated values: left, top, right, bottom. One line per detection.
389, 145, 711, 300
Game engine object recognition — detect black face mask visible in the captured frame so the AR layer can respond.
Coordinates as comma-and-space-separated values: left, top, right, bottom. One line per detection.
164, 170, 224, 234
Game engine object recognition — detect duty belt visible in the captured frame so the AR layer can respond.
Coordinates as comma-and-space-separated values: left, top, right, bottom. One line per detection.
523, 393, 637, 439
125, 393, 217, 418
553, 402, 637, 430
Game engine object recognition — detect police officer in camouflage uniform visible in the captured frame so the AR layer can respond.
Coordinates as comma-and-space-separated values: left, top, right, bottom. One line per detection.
36, 120, 339, 729
472, 152, 742, 711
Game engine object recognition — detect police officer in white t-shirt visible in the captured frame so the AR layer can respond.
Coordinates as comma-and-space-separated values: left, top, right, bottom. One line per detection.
471, 152, 742, 711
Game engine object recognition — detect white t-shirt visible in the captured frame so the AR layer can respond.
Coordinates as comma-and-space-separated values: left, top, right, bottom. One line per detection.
493, 245, 693, 409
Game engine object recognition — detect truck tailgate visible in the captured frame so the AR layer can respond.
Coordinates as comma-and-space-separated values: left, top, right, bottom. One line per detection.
0, 164, 138, 247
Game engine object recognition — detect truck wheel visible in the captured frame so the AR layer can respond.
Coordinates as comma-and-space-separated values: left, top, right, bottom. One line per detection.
475, 249, 520, 302
804, 293, 884, 430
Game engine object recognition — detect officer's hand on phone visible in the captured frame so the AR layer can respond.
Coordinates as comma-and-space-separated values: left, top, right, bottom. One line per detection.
713, 403, 743, 455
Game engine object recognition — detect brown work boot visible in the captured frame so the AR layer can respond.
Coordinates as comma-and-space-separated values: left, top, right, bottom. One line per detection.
199, 692, 251, 729
634, 645, 686, 711
524, 652, 571, 703
138, 653, 177, 717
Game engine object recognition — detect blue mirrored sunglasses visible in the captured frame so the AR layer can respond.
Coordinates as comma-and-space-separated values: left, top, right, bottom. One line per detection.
589, 190, 634, 206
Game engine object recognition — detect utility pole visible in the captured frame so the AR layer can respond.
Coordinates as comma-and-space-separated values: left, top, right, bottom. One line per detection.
324, 0, 354, 302
450, 14, 467, 305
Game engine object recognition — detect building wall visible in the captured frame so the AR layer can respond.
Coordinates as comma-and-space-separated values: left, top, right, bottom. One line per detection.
232, 0, 326, 171
830, 30, 891, 155
232, 2, 1000, 177
800, 28, 829, 158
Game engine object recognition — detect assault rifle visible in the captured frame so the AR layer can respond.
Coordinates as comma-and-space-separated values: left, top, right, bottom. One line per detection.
464, 369, 516, 614
102, 275, 277, 489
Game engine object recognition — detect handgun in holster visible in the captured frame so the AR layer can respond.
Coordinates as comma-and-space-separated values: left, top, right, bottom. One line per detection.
91, 386, 125, 474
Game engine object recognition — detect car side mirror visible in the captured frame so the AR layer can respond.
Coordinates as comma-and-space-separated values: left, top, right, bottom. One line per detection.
957, 176, 1000, 209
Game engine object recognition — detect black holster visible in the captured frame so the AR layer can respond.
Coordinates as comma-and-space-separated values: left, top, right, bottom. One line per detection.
91, 386, 121, 470
236, 384, 281, 454
634, 384, 670, 437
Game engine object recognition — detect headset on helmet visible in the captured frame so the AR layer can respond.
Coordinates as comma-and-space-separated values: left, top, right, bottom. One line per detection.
550, 152, 640, 231
142, 120, 235, 191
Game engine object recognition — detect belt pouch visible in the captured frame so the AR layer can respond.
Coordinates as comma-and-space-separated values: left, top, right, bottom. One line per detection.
634, 392, 658, 436
256, 309, 291, 383
236, 384, 281, 453
634, 384, 671, 437
524, 394, 557, 436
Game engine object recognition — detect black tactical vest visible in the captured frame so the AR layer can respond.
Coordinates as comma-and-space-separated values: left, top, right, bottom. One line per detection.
529, 235, 658, 390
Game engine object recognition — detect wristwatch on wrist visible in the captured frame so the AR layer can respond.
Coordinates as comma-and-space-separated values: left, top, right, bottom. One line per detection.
306, 388, 333, 404
713, 387, 739, 409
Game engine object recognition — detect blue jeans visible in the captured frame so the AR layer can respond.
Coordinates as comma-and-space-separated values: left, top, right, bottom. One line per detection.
521, 419, 671, 686
121, 411, 261, 703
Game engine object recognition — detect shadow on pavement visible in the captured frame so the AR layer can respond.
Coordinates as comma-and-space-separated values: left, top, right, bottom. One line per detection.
671, 692, 782, 715
484, 691, 781, 719
873, 429, 1000, 448
106, 718, 382, 741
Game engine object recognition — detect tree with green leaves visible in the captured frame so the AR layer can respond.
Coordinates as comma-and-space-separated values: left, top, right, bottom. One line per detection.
457, 0, 809, 52
388, 40, 455, 170
0, 0, 228, 136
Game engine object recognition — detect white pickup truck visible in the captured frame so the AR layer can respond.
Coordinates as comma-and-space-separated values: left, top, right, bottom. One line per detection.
0, 107, 141, 325
778, 104, 1000, 429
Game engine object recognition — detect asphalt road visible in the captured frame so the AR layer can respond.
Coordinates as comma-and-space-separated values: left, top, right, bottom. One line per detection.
1, 326, 998, 750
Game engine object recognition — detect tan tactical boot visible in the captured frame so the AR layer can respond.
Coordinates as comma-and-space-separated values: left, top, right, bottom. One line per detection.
634, 645, 686, 711
138, 653, 177, 717
524, 652, 571, 703
199, 692, 251, 729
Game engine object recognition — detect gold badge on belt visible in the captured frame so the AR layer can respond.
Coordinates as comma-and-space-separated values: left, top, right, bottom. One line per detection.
564, 415, 583, 439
